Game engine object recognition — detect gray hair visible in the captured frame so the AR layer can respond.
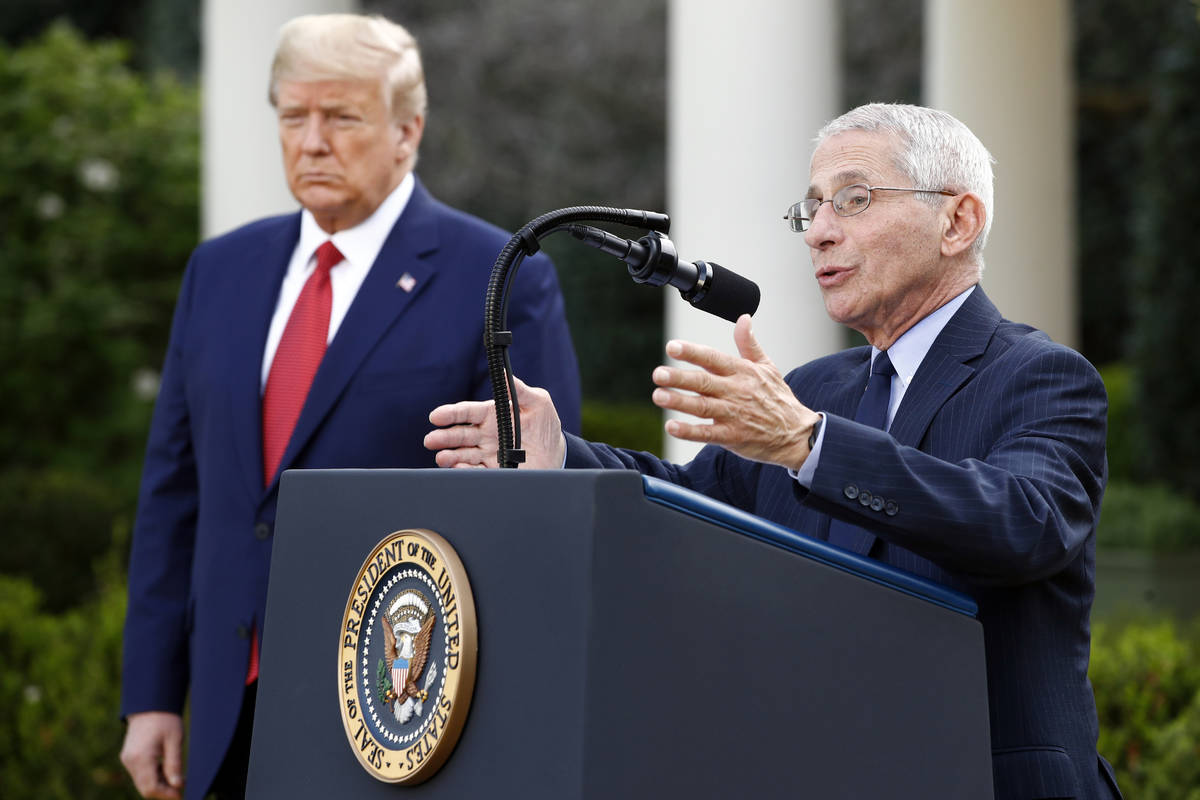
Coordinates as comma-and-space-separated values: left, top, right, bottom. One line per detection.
815, 103, 995, 263
268, 14, 427, 123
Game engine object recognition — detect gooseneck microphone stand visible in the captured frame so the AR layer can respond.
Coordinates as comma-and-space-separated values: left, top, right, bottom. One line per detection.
484, 206, 671, 469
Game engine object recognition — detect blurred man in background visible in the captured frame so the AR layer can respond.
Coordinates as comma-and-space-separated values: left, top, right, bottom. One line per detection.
119, 13, 580, 799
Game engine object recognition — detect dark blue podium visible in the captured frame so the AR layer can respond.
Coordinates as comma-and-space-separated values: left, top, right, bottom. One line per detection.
249, 469, 993, 798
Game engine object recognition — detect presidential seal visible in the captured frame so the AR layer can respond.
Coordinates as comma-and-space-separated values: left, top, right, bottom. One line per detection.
338, 529, 477, 784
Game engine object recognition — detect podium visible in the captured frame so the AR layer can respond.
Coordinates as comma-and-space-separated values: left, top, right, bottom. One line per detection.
249, 469, 993, 798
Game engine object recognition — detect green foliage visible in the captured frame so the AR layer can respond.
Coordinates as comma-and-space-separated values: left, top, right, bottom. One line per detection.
1128, 2, 1200, 501
1074, 0, 1174, 365
1100, 363, 1137, 483
0, 22, 198, 487
376, 658, 392, 706
0, 468, 131, 612
0, 570, 137, 799
1098, 480, 1200, 552
580, 401, 664, 457
1091, 619, 1200, 799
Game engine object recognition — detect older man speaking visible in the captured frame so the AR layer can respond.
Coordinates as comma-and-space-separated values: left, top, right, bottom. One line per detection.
426, 104, 1122, 800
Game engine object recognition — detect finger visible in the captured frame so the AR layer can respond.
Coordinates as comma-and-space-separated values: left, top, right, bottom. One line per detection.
733, 314, 770, 364
664, 417, 726, 444
664, 339, 741, 376
428, 400, 493, 427
652, 387, 720, 421
435, 448, 495, 469
423, 425, 484, 451
652, 365, 725, 397
161, 726, 185, 793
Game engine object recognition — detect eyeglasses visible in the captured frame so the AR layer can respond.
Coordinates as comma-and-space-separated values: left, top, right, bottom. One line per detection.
783, 184, 956, 232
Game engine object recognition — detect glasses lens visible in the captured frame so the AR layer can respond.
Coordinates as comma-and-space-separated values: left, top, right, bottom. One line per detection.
785, 201, 811, 232
833, 184, 871, 217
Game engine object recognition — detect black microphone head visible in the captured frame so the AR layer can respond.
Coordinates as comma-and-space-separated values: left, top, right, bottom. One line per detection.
686, 261, 760, 322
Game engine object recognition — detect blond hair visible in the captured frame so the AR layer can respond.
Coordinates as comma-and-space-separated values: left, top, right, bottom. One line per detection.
268, 14, 427, 122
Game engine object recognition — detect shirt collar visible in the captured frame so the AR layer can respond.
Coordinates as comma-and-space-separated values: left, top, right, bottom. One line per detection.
295, 171, 416, 273
872, 284, 975, 387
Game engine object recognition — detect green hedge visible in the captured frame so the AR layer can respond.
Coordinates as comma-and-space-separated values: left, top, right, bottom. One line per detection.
1098, 480, 1200, 552
580, 400, 664, 456
0, 569, 134, 799
1091, 619, 1200, 799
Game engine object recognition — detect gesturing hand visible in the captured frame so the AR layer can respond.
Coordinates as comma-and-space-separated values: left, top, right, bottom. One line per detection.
651, 315, 820, 470
425, 377, 566, 469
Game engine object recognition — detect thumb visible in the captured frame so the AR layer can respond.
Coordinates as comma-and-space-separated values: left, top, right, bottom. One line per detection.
733, 314, 769, 364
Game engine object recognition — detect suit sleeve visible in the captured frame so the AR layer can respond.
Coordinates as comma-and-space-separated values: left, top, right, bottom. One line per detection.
120, 254, 200, 718
806, 344, 1107, 586
499, 251, 583, 434
564, 434, 765, 514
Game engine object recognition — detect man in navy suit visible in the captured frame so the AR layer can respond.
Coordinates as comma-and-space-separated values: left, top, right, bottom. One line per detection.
426, 104, 1121, 799
118, 14, 580, 800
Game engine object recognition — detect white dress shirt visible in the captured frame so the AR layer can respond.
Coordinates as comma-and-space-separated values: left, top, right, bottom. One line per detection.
793, 285, 976, 486
260, 173, 415, 391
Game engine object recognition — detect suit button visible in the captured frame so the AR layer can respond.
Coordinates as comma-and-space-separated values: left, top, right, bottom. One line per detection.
870, 496, 884, 512
884, 500, 899, 516
858, 490, 873, 506
236, 624, 250, 639
843, 484, 860, 500
254, 522, 272, 540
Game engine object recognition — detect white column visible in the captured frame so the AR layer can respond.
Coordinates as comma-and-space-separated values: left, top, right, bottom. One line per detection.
202, 0, 356, 238
666, 0, 842, 462
924, 0, 1075, 347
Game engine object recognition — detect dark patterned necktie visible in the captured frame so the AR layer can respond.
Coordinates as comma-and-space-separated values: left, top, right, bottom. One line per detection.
827, 351, 895, 551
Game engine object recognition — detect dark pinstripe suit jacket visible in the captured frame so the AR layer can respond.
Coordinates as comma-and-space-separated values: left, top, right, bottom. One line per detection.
566, 287, 1122, 800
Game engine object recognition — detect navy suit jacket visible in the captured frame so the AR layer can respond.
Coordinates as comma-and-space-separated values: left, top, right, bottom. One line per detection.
120, 178, 581, 799
566, 288, 1121, 800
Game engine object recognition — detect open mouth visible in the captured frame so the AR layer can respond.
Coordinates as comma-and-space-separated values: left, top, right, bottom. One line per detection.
816, 265, 852, 286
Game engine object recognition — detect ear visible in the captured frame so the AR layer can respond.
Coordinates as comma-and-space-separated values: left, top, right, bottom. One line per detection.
394, 113, 425, 164
940, 192, 986, 258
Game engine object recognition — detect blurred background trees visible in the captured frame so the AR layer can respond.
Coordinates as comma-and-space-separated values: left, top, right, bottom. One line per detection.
1, 1, 1199, 797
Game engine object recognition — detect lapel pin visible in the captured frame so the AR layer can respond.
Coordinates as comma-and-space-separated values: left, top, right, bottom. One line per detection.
396, 273, 417, 293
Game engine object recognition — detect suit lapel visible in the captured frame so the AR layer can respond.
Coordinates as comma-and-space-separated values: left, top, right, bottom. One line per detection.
264, 182, 441, 494
231, 215, 300, 499
818, 289, 1000, 555
887, 287, 1000, 448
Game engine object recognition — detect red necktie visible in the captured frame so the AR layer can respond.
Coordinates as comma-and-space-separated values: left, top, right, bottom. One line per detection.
249, 241, 342, 685
261, 241, 344, 487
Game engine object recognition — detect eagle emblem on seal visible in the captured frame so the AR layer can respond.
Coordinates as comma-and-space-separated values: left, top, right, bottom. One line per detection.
376, 589, 438, 724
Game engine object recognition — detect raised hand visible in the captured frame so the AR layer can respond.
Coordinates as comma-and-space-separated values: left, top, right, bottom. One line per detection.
650, 314, 820, 470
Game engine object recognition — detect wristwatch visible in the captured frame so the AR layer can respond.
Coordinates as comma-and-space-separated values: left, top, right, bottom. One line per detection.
808, 413, 824, 450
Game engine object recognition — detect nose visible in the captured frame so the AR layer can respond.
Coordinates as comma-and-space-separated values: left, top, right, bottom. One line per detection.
803, 200, 841, 249
300, 113, 330, 155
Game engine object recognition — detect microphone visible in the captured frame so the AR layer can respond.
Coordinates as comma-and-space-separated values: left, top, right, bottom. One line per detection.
567, 225, 760, 322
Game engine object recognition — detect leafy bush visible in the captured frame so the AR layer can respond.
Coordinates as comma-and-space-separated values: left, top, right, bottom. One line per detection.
0, 22, 198, 486
1091, 619, 1200, 799
0, 569, 136, 799
1098, 480, 1200, 552
1100, 363, 1137, 484
581, 401, 664, 456
0, 23, 198, 625
0, 468, 130, 612
1129, 2, 1200, 501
